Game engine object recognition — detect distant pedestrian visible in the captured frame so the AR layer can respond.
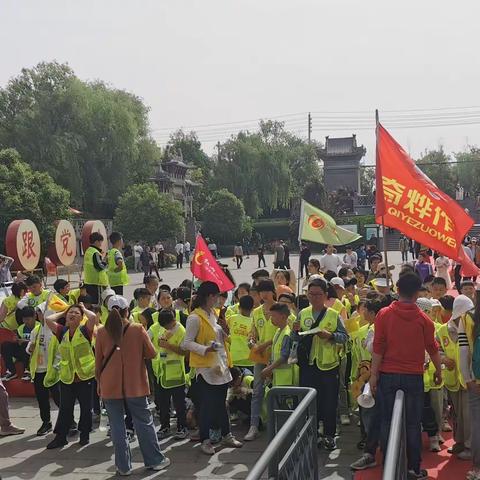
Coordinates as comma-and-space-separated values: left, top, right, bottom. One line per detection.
156, 242, 165, 269
140, 246, 152, 282
184, 241, 191, 263
343, 245, 357, 269
207, 240, 218, 258
175, 241, 184, 269
282, 241, 290, 269
257, 244, 266, 268
399, 236, 409, 262
299, 243, 311, 278
234, 243, 244, 269
133, 241, 143, 272
274, 240, 285, 269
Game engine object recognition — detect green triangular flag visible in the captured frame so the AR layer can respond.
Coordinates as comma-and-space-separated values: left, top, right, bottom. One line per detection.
298, 200, 362, 245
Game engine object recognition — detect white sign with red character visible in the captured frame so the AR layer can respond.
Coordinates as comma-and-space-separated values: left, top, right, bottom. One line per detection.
6, 219, 41, 271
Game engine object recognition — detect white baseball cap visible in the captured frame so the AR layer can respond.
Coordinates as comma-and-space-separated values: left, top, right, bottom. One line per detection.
101, 288, 116, 303
302, 273, 324, 291
451, 295, 474, 320
330, 277, 345, 288
416, 297, 433, 313
107, 295, 129, 311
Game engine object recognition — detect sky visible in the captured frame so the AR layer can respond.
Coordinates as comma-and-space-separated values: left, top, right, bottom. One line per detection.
1, 0, 480, 162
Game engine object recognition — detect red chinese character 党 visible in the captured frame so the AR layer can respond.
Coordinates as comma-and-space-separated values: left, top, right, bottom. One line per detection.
22, 230, 36, 259
61, 229, 73, 256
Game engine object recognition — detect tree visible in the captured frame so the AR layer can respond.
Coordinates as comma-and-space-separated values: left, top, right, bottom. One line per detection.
167, 130, 212, 172
211, 121, 321, 218
455, 147, 480, 196
0, 62, 159, 217
114, 183, 184, 244
202, 189, 251, 244
0, 148, 70, 252
416, 149, 456, 198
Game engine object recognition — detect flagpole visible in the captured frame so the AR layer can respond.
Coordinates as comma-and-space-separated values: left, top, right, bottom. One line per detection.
376, 109, 391, 290
297, 200, 305, 306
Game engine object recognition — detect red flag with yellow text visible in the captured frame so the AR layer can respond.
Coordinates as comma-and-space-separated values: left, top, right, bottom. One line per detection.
190, 235, 235, 292
375, 123, 474, 263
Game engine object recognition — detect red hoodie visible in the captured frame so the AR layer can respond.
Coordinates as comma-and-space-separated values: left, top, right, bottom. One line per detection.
373, 301, 438, 375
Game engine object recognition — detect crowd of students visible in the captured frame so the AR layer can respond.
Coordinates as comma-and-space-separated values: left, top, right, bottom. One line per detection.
1, 237, 480, 479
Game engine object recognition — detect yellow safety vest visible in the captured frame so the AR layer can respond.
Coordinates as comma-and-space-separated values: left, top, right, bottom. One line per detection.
252, 305, 278, 344
44, 336, 60, 387
107, 248, 130, 287
228, 313, 254, 367
188, 308, 232, 369
58, 327, 95, 384
1, 295, 21, 330
437, 323, 465, 392
225, 303, 239, 320
68, 288, 81, 305
100, 304, 109, 325
271, 325, 298, 386
299, 306, 341, 371
150, 322, 186, 389
83, 246, 108, 286
25, 290, 50, 308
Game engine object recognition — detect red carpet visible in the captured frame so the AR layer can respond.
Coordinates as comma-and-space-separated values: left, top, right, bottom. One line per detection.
355, 432, 471, 480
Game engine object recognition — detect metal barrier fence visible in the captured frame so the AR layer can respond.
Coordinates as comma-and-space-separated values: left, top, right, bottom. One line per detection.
383, 390, 408, 480
246, 387, 317, 480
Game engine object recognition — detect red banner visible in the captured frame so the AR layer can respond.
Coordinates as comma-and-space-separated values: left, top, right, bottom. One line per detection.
190, 235, 235, 292
375, 123, 473, 262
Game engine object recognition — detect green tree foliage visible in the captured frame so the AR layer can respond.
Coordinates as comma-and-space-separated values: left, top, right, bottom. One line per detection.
455, 147, 480, 196
0, 148, 70, 252
114, 183, 184, 244
0, 62, 160, 217
416, 149, 456, 198
202, 189, 251, 244
213, 121, 321, 218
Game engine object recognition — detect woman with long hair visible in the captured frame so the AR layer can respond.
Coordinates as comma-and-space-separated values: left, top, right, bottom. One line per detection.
44, 303, 98, 449
94, 295, 169, 475
182, 281, 243, 455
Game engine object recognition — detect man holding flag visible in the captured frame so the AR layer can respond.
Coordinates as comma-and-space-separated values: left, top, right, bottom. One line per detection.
373, 116, 478, 479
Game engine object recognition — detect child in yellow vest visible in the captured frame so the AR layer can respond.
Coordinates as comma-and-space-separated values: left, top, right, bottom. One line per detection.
227, 367, 254, 421
261, 303, 298, 387
130, 288, 152, 326
0, 282, 27, 331
227, 295, 254, 368
437, 295, 474, 459
149, 308, 188, 440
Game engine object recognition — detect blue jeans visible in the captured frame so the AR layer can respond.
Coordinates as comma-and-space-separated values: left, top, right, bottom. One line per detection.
377, 373, 423, 473
104, 396, 165, 473
251, 363, 266, 427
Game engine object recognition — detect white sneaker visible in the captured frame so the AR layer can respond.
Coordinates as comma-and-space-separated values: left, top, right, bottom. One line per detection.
222, 433, 243, 448
340, 414, 351, 426
243, 426, 259, 441
429, 435, 440, 452
148, 457, 171, 470
201, 440, 215, 455
116, 469, 132, 476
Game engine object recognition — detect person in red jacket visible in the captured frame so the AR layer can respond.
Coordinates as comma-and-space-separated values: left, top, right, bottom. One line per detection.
369, 272, 442, 480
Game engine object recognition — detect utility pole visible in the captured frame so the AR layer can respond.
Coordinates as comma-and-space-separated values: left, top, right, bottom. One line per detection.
308, 112, 312, 144
216, 141, 221, 160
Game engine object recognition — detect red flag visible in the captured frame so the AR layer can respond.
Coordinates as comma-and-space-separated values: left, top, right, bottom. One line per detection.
375, 123, 473, 262
190, 235, 235, 292
459, 247, 480, 277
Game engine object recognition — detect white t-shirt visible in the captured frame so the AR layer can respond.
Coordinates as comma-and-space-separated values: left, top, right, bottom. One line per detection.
175, 243, 184, 255
320, 253, 342, 273
343, 252, 358, 268
184, 241, 191, 253
134, 245, 143, 258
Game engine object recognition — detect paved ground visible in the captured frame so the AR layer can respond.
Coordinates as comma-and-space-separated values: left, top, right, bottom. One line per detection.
1, 398, 363, 480
2, 251, 407, 479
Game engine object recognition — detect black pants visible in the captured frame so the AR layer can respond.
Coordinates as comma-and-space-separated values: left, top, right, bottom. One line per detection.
300, 364, 339, 437
258, 255, 266, 268
155, 382, 186, 430
33, 372, 60, 424
401, 251, 408, 262
454, 264, 462, 292
176, 254, 183, 269
55, 380, 92, 438
300, 260, 309, 278
111, 285, 123, 295
197, 375, 230, 442
91, 378, 101, 415
1, 341, 29, 373
229, 395, 252, 417
85, 284, 101, 305
235, 255, 243, 268
158, 252, 165, 269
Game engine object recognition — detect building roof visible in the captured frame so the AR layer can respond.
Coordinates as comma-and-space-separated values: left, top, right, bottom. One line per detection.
318, 135, 366, 159
163, 159, 193, 169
